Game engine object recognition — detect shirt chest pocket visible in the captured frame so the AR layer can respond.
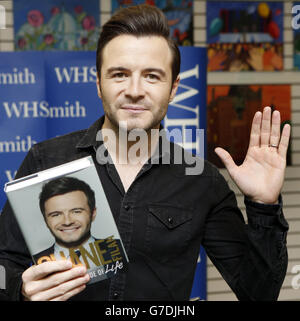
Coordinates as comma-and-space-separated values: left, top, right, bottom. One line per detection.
145, 205, 193, 261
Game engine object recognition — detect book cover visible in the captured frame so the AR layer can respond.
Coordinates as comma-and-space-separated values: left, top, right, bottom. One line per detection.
4, 156, 128, 285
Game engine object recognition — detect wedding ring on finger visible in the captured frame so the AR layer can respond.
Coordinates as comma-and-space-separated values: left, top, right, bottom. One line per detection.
269, 144, 278, 148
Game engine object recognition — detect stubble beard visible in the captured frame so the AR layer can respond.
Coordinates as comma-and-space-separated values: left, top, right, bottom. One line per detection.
102, 99, 169, 135
99, 80, 171, 134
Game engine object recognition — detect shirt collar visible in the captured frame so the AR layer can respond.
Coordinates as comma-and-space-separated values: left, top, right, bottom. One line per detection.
76, 116, 105, 150
76, 115, 171, 164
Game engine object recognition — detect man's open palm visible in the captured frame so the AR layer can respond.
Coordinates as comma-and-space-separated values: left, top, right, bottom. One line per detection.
215, 107, 291, 204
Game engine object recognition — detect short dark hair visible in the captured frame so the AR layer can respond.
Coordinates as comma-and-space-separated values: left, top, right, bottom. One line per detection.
39, 177, 96, 216
96, 4, 181, 84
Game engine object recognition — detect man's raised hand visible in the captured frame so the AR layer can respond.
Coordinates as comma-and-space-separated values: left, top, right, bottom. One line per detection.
215, 106, 291, 204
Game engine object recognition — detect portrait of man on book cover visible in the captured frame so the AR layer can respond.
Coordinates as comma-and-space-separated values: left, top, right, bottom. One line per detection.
32, 176, 126, 284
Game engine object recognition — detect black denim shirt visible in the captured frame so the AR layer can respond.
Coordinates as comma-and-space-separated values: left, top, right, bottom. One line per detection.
0, 116, 289, 301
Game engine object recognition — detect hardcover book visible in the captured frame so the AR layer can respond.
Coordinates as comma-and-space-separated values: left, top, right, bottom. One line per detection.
4, 156, 128, 285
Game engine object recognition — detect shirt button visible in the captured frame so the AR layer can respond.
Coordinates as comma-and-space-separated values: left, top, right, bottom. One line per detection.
113, 292, 119, 299
168, 217, 173, 224
124, 205, 130, 211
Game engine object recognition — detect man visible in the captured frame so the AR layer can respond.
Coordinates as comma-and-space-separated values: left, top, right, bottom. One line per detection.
0, 5, 290, 301
36, 177, 95, 262
34, 177, 125, 283
38, 177, 97, 253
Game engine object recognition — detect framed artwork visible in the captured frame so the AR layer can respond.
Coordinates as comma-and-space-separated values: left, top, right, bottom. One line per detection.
207, 1, 284, 71
207, 84, 291, 168
111, 0, 194, 46
14, 0, 100, 51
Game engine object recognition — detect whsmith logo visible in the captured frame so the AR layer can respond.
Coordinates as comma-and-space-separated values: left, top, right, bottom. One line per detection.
292, 5, 300, 30
2, 100, 86, 118
0, 5, 5, 29
0, 66, 97, 85
0, 68, 36, 85
54, 66, 97, 83
166, 64, 203, 158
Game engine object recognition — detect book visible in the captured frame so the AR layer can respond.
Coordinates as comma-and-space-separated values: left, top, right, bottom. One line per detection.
4, 156, 128, 285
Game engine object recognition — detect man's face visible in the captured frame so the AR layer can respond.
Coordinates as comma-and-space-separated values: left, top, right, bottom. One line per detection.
97, 35, 179, 132
44, 191, 96, 248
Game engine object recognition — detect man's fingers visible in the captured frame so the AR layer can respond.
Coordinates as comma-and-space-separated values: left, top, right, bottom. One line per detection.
35, 272, 89, 301
50, 284, 87, 301
22, 264, 89, 301
215, 147, 237, 175
249, 111, 262, 148
249, 108, 283, 150
260, 106, 272, 147
278, 123, 291, 158
270, 110, 281, 148
22, 260, 73, 282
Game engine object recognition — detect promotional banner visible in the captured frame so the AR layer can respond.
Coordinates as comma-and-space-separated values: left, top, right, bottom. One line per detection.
0, 47, 207, 300
0, 51, 101, 199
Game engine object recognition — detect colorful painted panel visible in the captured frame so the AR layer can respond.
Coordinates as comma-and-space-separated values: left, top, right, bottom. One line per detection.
207, 2, 284, 71
111, 0, 193, 46
13, 0, 100, 51
207, 85, 291, 168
